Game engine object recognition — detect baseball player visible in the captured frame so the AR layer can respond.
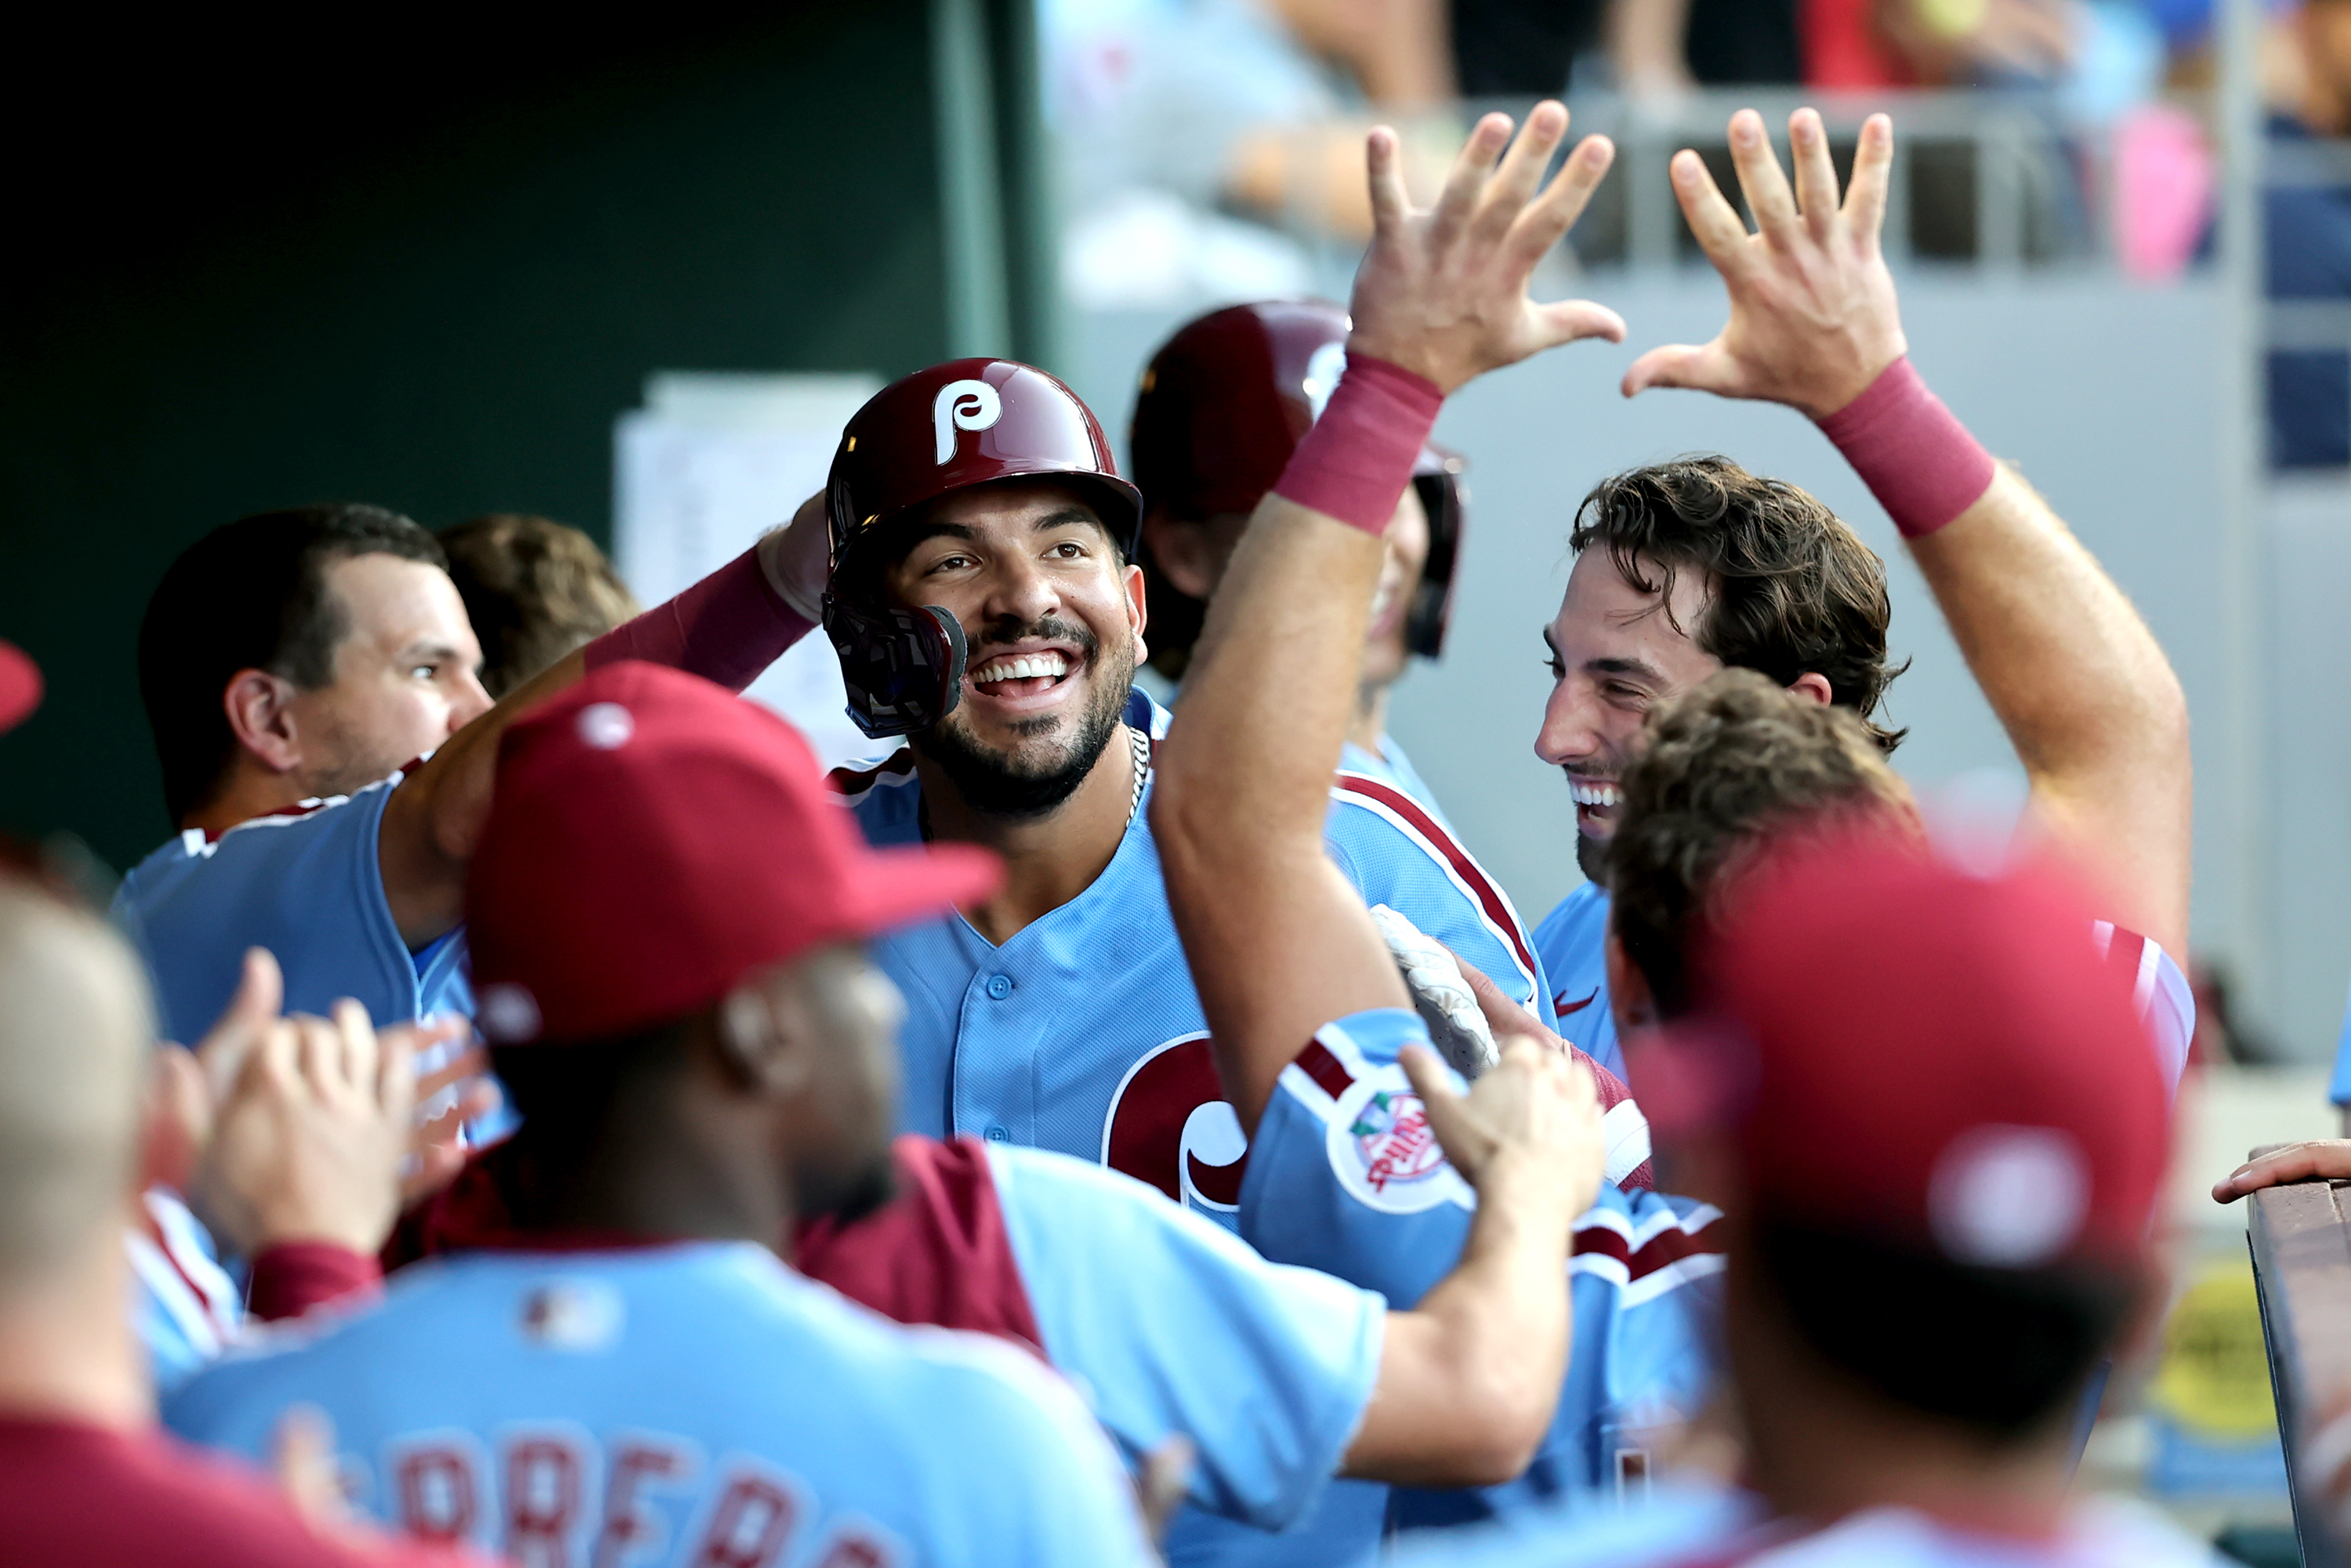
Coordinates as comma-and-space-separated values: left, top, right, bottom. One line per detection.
172, 662, 1617, 1568
165, 662, 1156, 1568
0, 871, 485, 1568
362, 663, 1621, 1567
1391, 835, 2215, 1568
115, 504, 812, 1055
1527, 107, 2193, 1085
817, 357, 1558, 1231
1129, 299, 1464, 816
1151, 101, 1726, 1539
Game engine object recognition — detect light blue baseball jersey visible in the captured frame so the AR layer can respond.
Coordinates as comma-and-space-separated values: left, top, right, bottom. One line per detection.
165, 1240, 1154, 1568
1530, 881, 1622, 1079
114, 773, 516, 1153
1239, 1006, 1725, 1534
1385, 1479, 2223, 1566
836, 689, 1551, 1231
1534, 887, 2197, 1097
114, 773, 470, 1045
1339, 736, 1447, 827
981, 1141, 1384, 1536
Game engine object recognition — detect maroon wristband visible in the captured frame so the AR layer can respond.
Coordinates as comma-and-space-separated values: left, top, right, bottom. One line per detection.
1273, 353, 1444, 535
1815, 357, 1998, 541
583, 545, 814, 693
247, 1241, 382, 1322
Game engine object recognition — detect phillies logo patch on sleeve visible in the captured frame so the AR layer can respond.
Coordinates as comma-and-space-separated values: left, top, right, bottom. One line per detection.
1326, 1074, 1472, 1214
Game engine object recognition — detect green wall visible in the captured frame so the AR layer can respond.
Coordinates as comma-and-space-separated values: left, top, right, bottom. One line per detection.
1, 7, 1020, 873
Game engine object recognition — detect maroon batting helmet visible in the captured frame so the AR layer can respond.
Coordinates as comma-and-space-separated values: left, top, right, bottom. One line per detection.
823, 359, 1143, 737
1129, 301, 1465, 675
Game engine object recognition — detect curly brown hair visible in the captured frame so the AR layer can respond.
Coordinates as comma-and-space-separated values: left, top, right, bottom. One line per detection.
1570, 455, 1906, 751
1606, 669, 1916, 1018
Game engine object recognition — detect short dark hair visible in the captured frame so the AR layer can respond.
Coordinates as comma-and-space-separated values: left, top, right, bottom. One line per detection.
1570, 456, 1906, 751
136, 504, 446, 824
489, 1016, 694, 1223
1607, 670, 1912, 1017
1758, 1219, 2137, 1441
438, 514, 639, 699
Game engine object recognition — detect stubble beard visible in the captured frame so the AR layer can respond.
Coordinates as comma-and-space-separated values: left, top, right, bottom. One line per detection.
911, 616, 1136, 820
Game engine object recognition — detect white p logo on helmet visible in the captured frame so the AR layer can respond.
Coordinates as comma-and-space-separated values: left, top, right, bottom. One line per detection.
933, 378, 1004, 465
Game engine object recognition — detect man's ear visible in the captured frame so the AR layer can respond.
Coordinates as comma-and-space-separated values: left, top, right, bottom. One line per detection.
1603, 929, 1660, 1037
222, 668, 306, 777
1139, 513, 1219, 600
1124, 561, 1150, 664
715, 976, 813, 1095
1787, 672, 1834, 706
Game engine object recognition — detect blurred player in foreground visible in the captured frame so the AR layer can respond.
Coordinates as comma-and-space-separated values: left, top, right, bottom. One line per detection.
1154, 101, 1726, 1541
1528, 105, 2193, 1081
0, 875, 480, 1568
168, 661, 1155, 1568
1401, 831, 2212, 1567
1130, 298, 1465, 814
173, 662, 1617, 1563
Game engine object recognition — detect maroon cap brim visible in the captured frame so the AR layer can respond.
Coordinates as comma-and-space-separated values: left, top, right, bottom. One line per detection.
0, 642, 42, 736
839, 840, 1002, 941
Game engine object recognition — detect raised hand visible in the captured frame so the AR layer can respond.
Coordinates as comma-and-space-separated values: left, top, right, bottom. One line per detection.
1623, 108, 1906, 419
1346, 101, 1625, 395
193, 998, 437, 1255
1403, 1034, 1603, 1218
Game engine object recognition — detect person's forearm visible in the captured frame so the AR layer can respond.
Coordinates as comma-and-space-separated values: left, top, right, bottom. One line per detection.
1906, 474, 2190, 954
1153, 360, 1436, 1128
382, 545, 817, 945
1817, 358, 2189, 958
1343, 1164, 1574, 1483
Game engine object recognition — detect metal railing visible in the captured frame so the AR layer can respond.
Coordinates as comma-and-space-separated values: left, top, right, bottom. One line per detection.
2248, 1157, 2351, 1566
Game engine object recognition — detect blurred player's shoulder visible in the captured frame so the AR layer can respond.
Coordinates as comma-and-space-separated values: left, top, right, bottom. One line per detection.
1387, 1479, 1759, 1566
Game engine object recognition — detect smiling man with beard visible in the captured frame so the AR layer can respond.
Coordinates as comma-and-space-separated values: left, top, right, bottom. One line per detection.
820, 359, 1587, 1567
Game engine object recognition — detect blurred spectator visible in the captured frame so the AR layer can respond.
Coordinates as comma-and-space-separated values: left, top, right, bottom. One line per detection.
2266, 0, 2351, 468
437, 512, 639, 700
1451, 0, 1605, 93
1045, 0, 1456, 306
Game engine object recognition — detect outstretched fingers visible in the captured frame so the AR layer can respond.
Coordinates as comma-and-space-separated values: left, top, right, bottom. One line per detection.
1366, 125, 1411, 239
1430, 111, 1516, 248
1725, 108, 1800, 248
1788, 108, 1840, 241
1509, 134, 1614, 264
1844, 114, 1895, 249
1621, 340, 1722, 398
1668, 150, 1752, 273
1480, 100, 1571, 236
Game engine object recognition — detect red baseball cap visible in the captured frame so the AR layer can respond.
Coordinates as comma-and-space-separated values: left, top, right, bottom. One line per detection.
0, 640, 42, 735
1634, 827, 2170, 1271
466, 661, 1000, 1045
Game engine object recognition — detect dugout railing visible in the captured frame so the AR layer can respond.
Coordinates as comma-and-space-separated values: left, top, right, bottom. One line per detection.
2248, 1153, 2351, 1566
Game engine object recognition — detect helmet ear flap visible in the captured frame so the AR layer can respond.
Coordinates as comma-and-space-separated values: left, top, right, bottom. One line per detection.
1404, 464, 1465, 661
823, 597, 968, 739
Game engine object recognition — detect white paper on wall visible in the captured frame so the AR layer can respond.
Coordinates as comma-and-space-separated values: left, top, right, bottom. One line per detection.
613, 372, 893, 774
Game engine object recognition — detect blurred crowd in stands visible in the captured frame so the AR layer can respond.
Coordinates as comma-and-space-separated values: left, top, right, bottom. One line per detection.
1046, 0, 2351, 467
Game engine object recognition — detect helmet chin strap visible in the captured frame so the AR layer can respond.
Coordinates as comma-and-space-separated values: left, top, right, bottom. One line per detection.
822, 596, 968, 739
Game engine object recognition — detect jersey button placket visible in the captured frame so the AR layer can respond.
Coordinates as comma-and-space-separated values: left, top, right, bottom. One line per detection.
986, 973, 1012, 1000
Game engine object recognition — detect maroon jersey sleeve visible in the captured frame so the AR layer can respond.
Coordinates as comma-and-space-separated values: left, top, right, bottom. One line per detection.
793, 1134, 1047, 1358
0, 1418, 481, 1568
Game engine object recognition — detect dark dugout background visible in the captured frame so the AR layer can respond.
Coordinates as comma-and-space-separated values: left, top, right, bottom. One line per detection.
0, 4, 1051, 875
